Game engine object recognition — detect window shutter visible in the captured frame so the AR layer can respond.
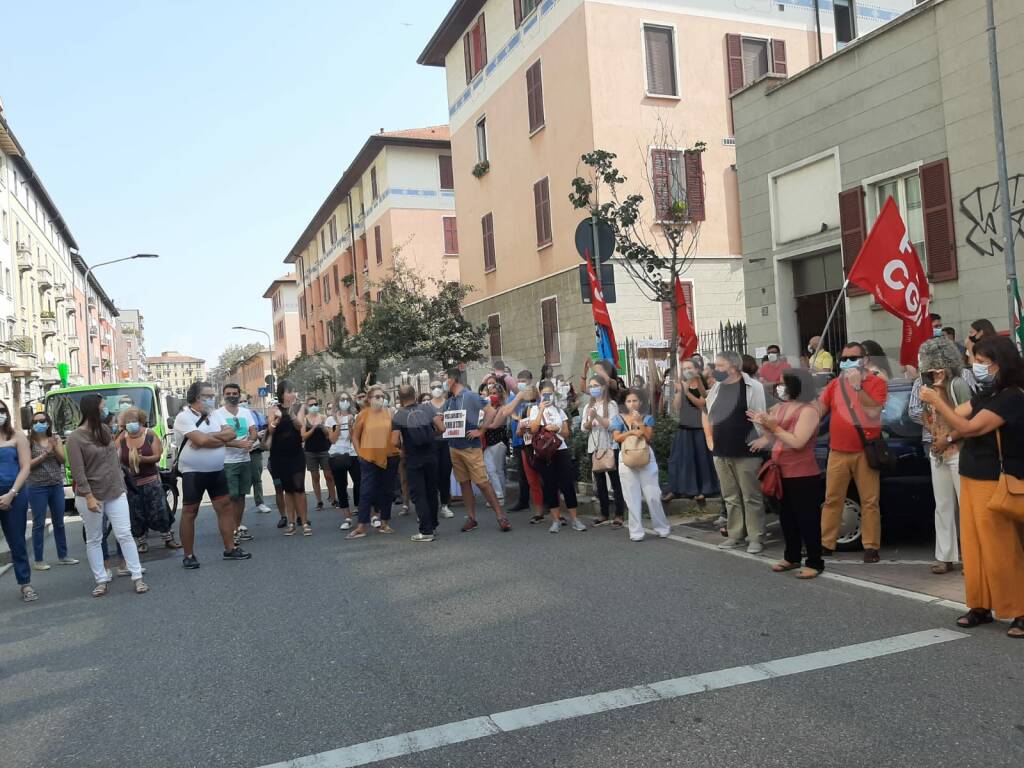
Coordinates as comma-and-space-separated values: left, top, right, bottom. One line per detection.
443, 216, 459, 254
726, 34, 744, 92
920, 158, 958, 282
370, 167, 378, 200
482, 213, 495, 271
684, 151, 705, 222
464, 33, 473, 84
534, 177, 552, 245
661, 295, 674, 340
838, 187, 868, 296
652, 149, 671, 220
526, 61, 544, 133
644, 25, 676, 96
541, 298, 560, 364
771, 39, 788, 76
439, 155, 454, 190
374, 225, 383, 264
333, 265, 339, 294
488, 314, 502, 357
514, 0, 523, 28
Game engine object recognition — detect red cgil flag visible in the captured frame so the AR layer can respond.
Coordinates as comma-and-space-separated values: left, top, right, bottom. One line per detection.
674, 277, 698, 360
847, 196, 931, 366
585, 252, 620, 369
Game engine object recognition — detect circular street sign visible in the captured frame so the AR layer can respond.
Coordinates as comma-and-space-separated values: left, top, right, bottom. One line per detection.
574, 219, 615, 263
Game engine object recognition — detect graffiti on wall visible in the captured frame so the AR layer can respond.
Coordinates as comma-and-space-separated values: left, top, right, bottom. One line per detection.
960, 174, 1024, 257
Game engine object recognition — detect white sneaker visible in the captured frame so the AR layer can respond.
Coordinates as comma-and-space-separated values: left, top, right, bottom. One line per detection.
439, 505, 454, 519
571, 519, 587, 532
718, 538, 745, 549
256, 504, 272, 514
746, 541, 765, 555
410, 533, 435, 542
339, 519, 353, 530
32, 561, 51, 571
549, 520, 560, 533
371, 515, 382, 528
399, 505, 410, 516
58, 557, 80, 565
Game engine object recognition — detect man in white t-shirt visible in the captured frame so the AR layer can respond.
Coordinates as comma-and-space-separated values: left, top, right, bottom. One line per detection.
214, 382, 259, 546
173, 381, 252, 569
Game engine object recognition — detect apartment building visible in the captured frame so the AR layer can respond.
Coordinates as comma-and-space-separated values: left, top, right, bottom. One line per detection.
147, 351, 207, 399
115, 308, 146, 381
0, 105, 92, 404
734, 0, 1023, 359
283, 127, 458, 355
70, 252, 120, 385
229, 350, 273, 408
419, 0, 915, 373
263, 273, 301, 370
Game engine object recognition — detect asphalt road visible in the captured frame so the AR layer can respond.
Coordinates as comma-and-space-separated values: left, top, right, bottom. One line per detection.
2, 499, 1022, 768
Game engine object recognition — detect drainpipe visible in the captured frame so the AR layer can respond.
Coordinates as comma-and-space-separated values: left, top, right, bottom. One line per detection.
813, 0, 824, 62
347, 193, 359, 333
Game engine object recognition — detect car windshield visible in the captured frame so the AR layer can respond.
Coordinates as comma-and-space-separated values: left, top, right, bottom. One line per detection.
882, 384, 921, 439
46, 387, 156, 437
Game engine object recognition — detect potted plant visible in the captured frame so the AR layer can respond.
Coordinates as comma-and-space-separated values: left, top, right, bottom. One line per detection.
472, 160, 490, 178
40, 310, 56, 319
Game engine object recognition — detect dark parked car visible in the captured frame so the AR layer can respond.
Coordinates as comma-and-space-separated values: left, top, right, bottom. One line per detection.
814, 378, 934, 550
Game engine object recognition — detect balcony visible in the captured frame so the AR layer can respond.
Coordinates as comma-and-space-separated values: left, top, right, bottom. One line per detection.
66, 301, 76, 316
39, 364, 60, 384
17, 249, 32, 272
0, 349, 14, 372
87, 296, 96, 308
88, 324, 98, 338
37, 267, 53, 291
53, 284, 67, 303
66, 334, 80, 350
40, 315, 58, 339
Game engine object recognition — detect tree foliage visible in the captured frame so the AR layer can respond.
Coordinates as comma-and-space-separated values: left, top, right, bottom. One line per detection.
569, 117, 706, 368
212, 342, 266, 383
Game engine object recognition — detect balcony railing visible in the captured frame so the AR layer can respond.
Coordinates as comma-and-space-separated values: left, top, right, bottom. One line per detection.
66, 334, 80, 349
53, 284, 67, 303
37, 267, 53, 291
0, 349, 14, 372
40, 317, 58, 338
88, 324, 98, 338
16, 250, 32, 272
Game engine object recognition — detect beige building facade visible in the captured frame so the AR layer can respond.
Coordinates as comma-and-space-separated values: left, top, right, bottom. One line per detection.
419, 0, 914, 375
147, 351, 207, 399
263, 274, 301, 371
734, 0, 1024, 362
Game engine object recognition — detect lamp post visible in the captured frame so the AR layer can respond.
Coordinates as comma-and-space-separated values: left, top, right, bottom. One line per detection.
83, 254, 159, 384
232, 326, 275, 401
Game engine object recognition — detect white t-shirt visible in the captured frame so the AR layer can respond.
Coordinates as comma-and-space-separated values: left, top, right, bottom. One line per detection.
214, 406, 255, 464
528, 404, 569, 450
173, 408, 227, 473
325, 414, 357, 456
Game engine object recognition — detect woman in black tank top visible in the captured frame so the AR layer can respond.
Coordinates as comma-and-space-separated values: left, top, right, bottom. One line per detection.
269, 381, 309, 535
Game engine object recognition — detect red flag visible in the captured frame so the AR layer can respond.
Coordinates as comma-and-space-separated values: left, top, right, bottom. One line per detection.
847, 197, 930, 325
674, 277, 698, 359
585, 252, 619, 369
900, 312, 932, 368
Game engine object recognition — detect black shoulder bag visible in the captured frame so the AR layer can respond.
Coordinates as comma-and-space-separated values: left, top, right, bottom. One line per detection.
839, 379, 895, 470
171, 411, 209, 477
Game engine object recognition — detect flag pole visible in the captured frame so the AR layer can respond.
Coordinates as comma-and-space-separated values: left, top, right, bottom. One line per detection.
811, 279, 849, 367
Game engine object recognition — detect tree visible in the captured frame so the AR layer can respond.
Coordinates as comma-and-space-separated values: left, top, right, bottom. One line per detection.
211, 342, 265, 384
569, 118, 706, 369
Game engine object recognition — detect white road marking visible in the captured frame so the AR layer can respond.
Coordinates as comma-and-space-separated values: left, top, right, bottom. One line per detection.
256, 629, 966, 768
660, 531, 969, 612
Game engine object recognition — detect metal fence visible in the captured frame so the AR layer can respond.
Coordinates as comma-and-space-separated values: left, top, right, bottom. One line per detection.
623, 321, 748, 378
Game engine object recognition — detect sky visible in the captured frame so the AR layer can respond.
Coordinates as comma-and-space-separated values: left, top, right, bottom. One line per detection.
3, 0, 451, 367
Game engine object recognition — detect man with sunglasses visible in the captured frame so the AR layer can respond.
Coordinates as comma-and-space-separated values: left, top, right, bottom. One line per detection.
214, 383, 259, 546
817, 342, 888, 563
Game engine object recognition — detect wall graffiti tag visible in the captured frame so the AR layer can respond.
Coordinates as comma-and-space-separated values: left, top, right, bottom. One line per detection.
959, 174, 1024, 257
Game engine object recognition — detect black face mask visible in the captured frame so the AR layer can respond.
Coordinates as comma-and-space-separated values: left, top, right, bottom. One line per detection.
225, 395, 240, 406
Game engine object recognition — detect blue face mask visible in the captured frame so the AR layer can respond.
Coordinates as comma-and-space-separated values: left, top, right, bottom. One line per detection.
839, 359, 861, 371
933, 328, 943, 337
541, 393, 554, 403
100, 406, 109, 420
712, 370, 729, 383
972, 362, 994, 382
203, 397, 216, 411
32, 422, 48, 434
588, 387, 602, 399
125, 422, 141, 435
308, 405, 320, 414
517, 382, 527, 392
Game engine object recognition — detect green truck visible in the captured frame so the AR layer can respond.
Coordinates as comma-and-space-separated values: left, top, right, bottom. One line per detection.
43, 381, 180, 513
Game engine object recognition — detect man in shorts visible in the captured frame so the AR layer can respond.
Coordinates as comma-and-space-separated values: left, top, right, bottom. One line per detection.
215, 383, 259, 546
435, 368, 511, 533
173, 381, 253, 568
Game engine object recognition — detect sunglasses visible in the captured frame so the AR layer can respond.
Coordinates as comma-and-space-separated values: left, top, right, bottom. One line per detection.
839, 355, 862, 363
32, 420, 47, 425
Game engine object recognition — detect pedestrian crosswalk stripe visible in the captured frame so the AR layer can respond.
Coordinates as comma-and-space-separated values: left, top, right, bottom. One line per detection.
256, 628, 966, 768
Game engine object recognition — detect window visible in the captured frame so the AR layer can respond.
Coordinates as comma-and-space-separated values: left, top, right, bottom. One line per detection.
482, 213, 496, 272
329, 215, 338, 244
374, 225, 383, 264
514, 0, 540, 27
726, 35, 787, 92
276, 320, 284, 340
322, 275, 330, 303
643, 24, 678, 97
476, 117, 488, 163
874, 173, 925, 262
533, 177, 552, 247
834, 0, 857, 46
439, 155, 454, 190
463, 14, 488, 83
741, 38, 769, 84
1, 210, 6, 242
662, 281, 694, 340
541, 297, 560, 364
332, 264, 340, 295
443, 216, 459, 255
370, 167, 379, 200
651, 149, 685, 221
320, 229, 327, 255
526, 60, 545, 133
487, 314, 502, 358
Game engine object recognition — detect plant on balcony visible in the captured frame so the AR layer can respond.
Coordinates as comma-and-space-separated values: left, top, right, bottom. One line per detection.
40, 310, 56, 319
8, 335, 34, 354
342, 274, 355, 288
471, 160, 490, 178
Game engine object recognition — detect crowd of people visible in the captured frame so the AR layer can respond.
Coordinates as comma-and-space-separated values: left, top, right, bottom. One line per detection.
2, 322, 1022, 640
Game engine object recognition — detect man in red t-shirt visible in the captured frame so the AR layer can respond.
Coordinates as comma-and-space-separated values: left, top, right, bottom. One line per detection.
758, 344, 790, 385
817, 342, 889, 562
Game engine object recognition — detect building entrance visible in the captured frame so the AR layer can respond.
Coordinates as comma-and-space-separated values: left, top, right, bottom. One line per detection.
792, 250, 847, 366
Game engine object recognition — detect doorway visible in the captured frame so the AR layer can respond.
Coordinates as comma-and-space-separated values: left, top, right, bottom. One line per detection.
792, 249, 847, 365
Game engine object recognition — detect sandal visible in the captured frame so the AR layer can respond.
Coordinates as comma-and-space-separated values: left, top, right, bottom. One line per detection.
956, 608, 994, 628
302, 523, 313, 536
1008, 617, 1024, 639
795, 567, 821, 580
21, 585, 38, 602
134, 580, 150, 594
611, 519, 624, 529
592, 517, 611, 527
377, 524, 394, 534
930, 562, 953, 575
529, 515, 545, 525
283, 524, 297, 536
91, 582, 108, 598
345, 529, 367, 540
771, 561, 800, 573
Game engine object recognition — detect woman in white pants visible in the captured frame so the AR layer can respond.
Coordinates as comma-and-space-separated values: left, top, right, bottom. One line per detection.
66, 393, 149, 597
612, 390, 671, 542
481, 380, 511, 502
910, 337, 971, 574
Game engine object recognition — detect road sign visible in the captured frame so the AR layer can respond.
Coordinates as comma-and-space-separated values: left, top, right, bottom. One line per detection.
579, 263, 616, 304
258, 387, 268, 397
574, 218, 614, 263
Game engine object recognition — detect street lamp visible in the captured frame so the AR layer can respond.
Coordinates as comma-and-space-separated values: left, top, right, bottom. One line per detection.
232, 325, 275, 398
84, 254, 159, 384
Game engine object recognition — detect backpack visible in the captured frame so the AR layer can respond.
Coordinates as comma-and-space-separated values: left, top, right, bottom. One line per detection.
397, 405, 437, 448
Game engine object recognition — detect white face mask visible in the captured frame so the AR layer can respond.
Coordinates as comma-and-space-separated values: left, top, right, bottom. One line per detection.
431, 387, 443, 399
768, 353, 779, 363
338, 400, 350, 412
0, 414, 7, 426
